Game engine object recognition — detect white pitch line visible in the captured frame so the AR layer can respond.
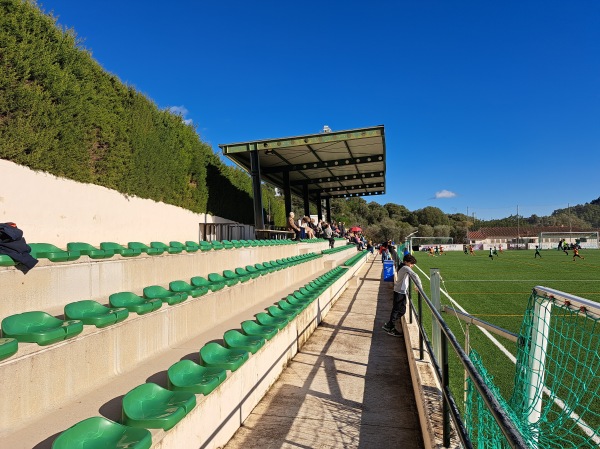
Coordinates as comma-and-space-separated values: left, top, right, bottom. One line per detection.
444, 279, 600, 282
414, 265, 600, 444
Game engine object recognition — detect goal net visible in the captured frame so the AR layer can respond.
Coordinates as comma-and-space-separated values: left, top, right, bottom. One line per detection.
410, 236, 454, 251
465, 287, 600, 448
538, 231, 599, 249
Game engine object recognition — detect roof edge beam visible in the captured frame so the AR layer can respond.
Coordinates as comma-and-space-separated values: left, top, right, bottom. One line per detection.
289, 171, 385, 186
262, 155, 384, 174
219, 127, 384, 154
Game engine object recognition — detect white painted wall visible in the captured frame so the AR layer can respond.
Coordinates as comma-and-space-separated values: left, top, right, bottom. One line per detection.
0, 159, 233, 247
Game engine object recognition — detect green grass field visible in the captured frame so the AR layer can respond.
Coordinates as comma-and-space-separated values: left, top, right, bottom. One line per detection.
407, 247, 600, 442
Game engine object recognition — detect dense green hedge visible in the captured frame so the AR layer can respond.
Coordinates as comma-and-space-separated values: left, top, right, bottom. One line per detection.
0, 0, 285, 225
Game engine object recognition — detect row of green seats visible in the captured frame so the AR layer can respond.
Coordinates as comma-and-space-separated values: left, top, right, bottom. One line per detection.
50, 263, 350, 447
321, 243, 358, 255
0, 239, 300, 266
343, 250, 369, 267
0, 253, 323, 356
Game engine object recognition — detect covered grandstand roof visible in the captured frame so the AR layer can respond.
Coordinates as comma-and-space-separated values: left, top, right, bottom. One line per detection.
218, 126, 386, 201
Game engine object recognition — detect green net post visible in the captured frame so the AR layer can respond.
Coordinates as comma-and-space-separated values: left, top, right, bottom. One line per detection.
525, 298, 551, 446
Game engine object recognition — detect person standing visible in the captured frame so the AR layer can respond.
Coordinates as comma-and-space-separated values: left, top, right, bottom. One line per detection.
383, 254, 423, 337
489, 246, 494, 260
534, 245, 542, 258
287, 212, 301, 241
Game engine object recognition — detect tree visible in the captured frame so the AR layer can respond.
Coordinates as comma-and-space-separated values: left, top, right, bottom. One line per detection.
384, 203, 410, 221
367, 201, 388, 225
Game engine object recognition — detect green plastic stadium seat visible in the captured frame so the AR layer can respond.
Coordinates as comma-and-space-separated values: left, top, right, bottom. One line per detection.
143, 285, 187, 305
255, 312, 288, 330
151, 241, 182, 254
51, 416, 152, 449
221, 240, 234, 250
234, 267, 252, 282
127, 242, 163, 255
122, 383, 196, 431
167, 360, 227, 395
209, 272, 236, 288
254, 263, 268, 275
286, 295, 311, 308
191, 276, 224, 292
199, 241, 213, 252
0, 254, 16, 266
278, 300, 304, 314
200, 342, 249, 372
109, 292, 162, 315
0, 338, 18, 361
29, 243, 80, 262
244, 265, 261, 279
1, 311, 83, 346
184, 241, 201, 252
169, 280, 208, 298
211, 241, 224, 251
241, 320, 278, 340
268, 305, 297, 320
64, 300, 129, 328
66, 242, 114, 259
230, 240, 244, 248
100, 242, 140, 257
223, 329, 265, 354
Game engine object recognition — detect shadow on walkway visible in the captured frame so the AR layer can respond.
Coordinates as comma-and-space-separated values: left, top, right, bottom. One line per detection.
224, 258, 424, 449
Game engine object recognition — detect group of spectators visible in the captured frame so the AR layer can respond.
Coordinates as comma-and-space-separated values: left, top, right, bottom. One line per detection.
287, 212, 345, 248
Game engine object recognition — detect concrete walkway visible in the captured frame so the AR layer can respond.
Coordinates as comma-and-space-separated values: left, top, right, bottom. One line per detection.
224, 257, 425, 449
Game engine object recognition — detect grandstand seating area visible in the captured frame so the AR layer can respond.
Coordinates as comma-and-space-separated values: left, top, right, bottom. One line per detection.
0, 236, 368, 448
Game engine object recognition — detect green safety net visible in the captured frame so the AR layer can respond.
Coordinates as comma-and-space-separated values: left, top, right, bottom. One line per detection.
465, 290, 600, 448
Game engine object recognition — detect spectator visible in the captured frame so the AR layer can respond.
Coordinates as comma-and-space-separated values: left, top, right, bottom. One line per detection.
382, 254, 423, 337
302, 216, 315, 238
322, 222, 335, 248
287, 212, 301, 241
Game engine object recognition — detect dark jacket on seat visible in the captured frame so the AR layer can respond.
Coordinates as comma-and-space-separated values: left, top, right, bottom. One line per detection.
0, 223, 38, 273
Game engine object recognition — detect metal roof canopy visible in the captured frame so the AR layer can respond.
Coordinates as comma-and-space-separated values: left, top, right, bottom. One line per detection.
219, 125, 386, 230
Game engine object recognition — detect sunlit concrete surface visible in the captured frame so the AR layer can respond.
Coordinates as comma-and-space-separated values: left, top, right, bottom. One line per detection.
224, 259, 424, 449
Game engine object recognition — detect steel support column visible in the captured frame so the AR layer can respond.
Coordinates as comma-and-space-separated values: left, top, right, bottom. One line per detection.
250, 150, 264, 230
325, 197, 331, 223
283, 171, 292, 217
316, 191, 322, 221
303, 184, 310, 217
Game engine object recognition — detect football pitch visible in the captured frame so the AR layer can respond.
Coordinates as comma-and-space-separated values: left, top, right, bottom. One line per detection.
408, 247, 600, 411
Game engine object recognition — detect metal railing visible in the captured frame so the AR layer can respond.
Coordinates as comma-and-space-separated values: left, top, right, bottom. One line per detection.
407, 270, 529, 448
199, 223, 253, 242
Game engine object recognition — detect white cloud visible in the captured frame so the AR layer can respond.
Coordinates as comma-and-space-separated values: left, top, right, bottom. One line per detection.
168, 106, 193, 126
168, 106, 189, 116
434, 190, 457, 199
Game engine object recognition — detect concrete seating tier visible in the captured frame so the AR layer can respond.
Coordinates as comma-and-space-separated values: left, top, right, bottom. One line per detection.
344, 249, 369, 266
44, 258, 367, 449
0, 240, 333, 321
0, 253, 328, 437
321, 243, 358, 254
0, 239, 304, 269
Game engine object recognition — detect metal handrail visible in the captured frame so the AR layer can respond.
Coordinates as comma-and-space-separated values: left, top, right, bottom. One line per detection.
408, 279, 529, 448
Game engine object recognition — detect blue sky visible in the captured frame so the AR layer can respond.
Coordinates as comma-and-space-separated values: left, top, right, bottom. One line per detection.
37, 0, 599, 220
